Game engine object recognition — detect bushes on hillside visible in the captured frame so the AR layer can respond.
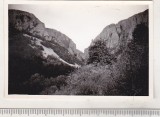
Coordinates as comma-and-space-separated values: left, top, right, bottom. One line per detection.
28, 22, 149, 95
42, 65, 121, 95
133, 23, 148, 45
24, 73, 68, 94
43, 23, 149, 95
9, 23, 148, 95
87, 40, 116, 65
49, 42, 148, 96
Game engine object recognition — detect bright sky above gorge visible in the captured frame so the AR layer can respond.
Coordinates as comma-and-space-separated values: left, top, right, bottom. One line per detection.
9, 2, 148, 52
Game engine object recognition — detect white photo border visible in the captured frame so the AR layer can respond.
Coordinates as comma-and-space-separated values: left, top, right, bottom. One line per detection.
3, 0, 154, 105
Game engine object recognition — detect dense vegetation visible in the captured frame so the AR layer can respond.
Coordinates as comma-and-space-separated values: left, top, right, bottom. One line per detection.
9, 17, 148, 95
87, 40, 116, 65
9, 34, 75, 94
33, 23, 148, 96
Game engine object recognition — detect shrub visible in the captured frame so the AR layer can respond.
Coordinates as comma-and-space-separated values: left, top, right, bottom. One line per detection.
52, 36, 148, 96
50, 65, 122, 95
133, 23, 148, 45
40, 86, 58, 95
87, 40, 115, 65
39, 75, 68, 95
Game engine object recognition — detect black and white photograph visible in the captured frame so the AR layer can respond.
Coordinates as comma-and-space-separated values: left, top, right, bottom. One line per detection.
8, 2, 149, 96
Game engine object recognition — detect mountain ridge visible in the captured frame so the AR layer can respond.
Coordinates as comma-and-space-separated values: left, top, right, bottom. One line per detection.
84, 9, 148, 58
9, 9, 85, 62
9, 9, 85, 94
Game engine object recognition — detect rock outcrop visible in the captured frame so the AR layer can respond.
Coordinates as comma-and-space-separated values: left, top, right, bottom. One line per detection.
85, 10, 148, 58
9, 9, 85, 94
9, 9, 84, 61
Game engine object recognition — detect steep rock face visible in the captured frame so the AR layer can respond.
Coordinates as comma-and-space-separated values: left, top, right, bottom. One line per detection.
8, 9, 84, 94
9, 10, 46, 37
45, 28, 85, 60
9, 9, 84, 61
85, 10, 148, 57
82, 10, 149, 95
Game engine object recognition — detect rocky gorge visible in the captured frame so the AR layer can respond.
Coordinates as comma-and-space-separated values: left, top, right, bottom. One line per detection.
9, 9, 149, 95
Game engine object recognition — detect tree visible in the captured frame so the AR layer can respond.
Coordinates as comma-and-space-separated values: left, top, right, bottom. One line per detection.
133, 23, 148, 45
118, 22, 149, 95
87, 39, 114, 65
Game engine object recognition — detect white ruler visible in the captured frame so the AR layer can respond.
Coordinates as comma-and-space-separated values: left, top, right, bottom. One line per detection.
0, 108, 160, 117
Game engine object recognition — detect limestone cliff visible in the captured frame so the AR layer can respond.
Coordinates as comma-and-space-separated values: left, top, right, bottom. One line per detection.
85, 10, 148, 58
9, 9, 84, 61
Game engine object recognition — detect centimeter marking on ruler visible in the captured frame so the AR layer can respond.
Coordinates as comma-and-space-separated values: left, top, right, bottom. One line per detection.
0, 108, 160, 116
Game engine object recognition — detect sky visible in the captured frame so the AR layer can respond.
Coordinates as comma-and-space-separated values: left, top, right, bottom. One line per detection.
9, 2, 148, 52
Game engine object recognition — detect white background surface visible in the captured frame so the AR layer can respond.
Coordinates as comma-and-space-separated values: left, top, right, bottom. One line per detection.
0, 0, 160, 108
